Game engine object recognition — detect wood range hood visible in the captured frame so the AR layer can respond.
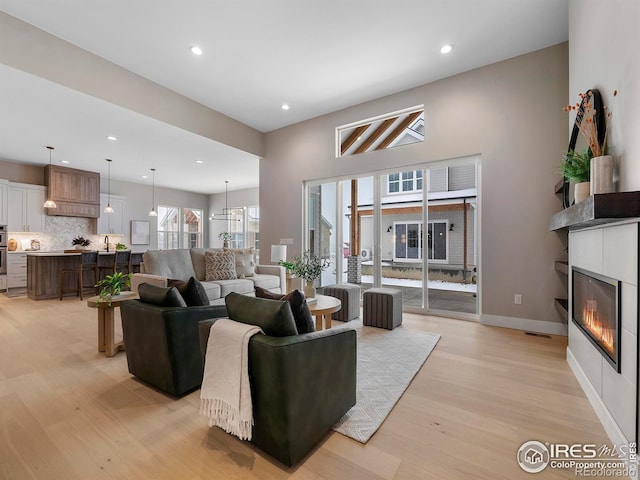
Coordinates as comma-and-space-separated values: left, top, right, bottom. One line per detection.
44, 165, 100, 218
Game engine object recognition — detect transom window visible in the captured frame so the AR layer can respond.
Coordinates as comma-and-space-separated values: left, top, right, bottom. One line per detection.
337, 106, 424, 157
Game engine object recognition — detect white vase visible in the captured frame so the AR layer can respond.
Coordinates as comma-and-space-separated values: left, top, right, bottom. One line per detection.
590, 155, 615, 194
574, 182, 591, 203
303, 280, 316, 299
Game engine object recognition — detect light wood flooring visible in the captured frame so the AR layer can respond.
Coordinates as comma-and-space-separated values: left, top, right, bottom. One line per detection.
0, 295, 611, 479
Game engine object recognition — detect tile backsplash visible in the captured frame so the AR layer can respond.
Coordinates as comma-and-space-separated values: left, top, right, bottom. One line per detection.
8, 216, 123, 251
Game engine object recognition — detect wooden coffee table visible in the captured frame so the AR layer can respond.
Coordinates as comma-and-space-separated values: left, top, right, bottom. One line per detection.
86, 292, 138, 357
308, 294, 341, 331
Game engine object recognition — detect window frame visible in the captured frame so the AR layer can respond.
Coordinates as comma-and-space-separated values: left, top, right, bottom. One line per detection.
157, 205, 203, 250
393, 219, 449, 263
387, 169, 423, 195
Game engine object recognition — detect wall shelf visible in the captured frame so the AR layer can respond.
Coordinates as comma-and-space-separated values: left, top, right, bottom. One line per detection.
554, 261, 569, 275
549, 191, 640, 231
555, 298, 568, 313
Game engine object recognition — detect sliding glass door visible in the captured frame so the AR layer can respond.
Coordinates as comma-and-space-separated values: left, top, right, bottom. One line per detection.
305, 157, 478, 317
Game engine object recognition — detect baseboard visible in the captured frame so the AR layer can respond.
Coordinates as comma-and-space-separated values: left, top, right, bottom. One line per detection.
566, 347, 630, 448
480, 314, 568, 336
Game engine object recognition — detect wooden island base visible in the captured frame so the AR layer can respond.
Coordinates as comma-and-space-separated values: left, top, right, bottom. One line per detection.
26, 252, 143, 300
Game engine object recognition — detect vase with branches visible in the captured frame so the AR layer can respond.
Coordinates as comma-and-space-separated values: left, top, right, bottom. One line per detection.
290, 250, 330, 298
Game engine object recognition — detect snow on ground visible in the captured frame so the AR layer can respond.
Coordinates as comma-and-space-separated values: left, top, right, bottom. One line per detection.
361, 275, 477, 293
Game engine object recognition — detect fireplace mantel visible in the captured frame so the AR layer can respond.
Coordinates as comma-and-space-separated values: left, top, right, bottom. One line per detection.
549, 191, 640, 231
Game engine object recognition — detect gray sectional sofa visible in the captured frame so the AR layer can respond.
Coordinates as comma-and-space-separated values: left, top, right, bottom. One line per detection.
131, 248, 285, 305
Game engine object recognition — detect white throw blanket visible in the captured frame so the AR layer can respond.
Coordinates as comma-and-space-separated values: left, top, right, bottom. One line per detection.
199, 318, 263, 440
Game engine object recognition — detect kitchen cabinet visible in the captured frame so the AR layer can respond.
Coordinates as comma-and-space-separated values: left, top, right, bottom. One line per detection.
97, 194, 125, 234
45, 165, 100, 218
8, 183, 46, 232
8, 252, 27, 288
0, 179, 8, 225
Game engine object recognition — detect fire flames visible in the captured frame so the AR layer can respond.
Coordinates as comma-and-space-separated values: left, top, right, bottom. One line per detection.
582, 304, 615, 354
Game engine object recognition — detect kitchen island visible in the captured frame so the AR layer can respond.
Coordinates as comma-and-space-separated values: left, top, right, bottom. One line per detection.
26, 251, 145, 300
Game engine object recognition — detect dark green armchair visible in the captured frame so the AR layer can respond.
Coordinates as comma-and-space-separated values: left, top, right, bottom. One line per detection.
120, 299, 228, 396
198, 319, 357, 467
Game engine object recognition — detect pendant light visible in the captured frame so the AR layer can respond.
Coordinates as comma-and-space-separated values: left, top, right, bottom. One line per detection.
43, 146, 57, 209
210, 180, 240, 222
148, 168, 158, 217
104, 158, 114, 214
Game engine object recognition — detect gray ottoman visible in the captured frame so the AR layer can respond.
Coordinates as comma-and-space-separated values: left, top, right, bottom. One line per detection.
363, 288, 402, 330
322, 283, 361, 321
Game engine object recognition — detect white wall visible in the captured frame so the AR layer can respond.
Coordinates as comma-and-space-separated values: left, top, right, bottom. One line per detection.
107, 178, 209, 250
208, 186, 259, 248
568, 223, 637, 446
569, 0, 640, 192
261, 44, 569, 330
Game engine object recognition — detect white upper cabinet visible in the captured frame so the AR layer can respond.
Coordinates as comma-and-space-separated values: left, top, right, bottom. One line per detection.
0, 179, 8, 225
8, 183, 46, 232
97, 194, 125, 234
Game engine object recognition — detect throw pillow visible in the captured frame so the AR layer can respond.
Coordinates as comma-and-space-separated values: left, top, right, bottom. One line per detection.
167, 276, 210, 306
225, 292, 298, 337
234, 251, 256, 278
254, 287, 315, 334
204, 250, 237, 281
138, 283, 187, 307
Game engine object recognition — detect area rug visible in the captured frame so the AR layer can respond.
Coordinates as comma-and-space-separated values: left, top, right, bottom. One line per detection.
332, 323, 440, 443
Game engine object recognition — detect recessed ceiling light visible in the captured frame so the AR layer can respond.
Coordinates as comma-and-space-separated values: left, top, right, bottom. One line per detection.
440, 44, 453, 54
61, 160, 69, 164
190, 46, 203, 56
106, 135, 117, 141
195, 160, 203, 164
281, 104, 290, 111
142, 175, 148, 179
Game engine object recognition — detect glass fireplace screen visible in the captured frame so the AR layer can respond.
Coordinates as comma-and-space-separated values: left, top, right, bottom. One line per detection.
571, 267, 620, 372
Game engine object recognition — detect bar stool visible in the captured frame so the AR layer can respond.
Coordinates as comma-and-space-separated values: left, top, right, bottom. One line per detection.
99, 250, 132, 288
59, 251, 99, 300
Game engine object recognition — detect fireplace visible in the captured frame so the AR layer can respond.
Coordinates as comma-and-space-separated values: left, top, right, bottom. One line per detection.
571, 267, 621, 372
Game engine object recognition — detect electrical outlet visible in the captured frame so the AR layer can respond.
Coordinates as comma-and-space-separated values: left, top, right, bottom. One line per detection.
514, 294, 522, 305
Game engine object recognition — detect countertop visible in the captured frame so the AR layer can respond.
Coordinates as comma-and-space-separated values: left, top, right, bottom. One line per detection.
15, 250, 147, 256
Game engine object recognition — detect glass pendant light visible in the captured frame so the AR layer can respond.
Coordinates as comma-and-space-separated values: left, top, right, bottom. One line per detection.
43, 146, 57, 209
209, 180, 240, 222
104, 158, 114, 214
148, 168, 158, 217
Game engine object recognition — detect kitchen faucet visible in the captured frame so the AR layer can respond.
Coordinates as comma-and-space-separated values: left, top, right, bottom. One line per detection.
105, 235, 109, 252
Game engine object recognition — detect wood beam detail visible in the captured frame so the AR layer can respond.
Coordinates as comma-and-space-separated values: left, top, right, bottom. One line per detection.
353, 118, 398, 154
340, 125, 370, 156
375, 111, 422, 150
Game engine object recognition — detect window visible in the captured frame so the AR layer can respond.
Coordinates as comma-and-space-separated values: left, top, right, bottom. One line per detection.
246, 206, 260, 252
182, 208, 203, 248
229, 208, 245, 249
388, 169, 422, 194
158, 206, 180, 250
394, 220, 448, 262
427, 221, 448, 262
337, 106, 424, 157
158, 206, 203, 249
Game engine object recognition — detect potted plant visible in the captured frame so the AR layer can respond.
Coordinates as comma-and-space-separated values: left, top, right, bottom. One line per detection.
218, 231, 232, 248
564, 89, 617, 196
72, 236, 91, 250
115, 242, 128, 250
560, 148, 592, 203
290, 250, 331, 298
95, 271, 132, 305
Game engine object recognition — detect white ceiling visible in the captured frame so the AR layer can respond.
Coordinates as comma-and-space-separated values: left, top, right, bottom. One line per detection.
0, 0, 568, 194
